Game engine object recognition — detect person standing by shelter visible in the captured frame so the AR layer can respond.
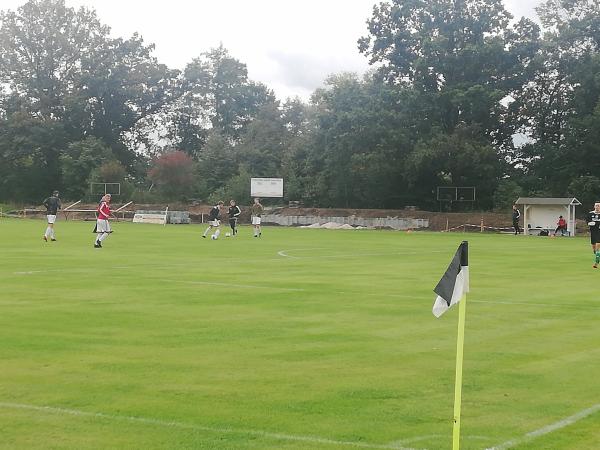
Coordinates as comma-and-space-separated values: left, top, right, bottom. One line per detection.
586, 202, 600, 268
250, 198, 263, 238
94, 194, 112, 248
512, 204, 521, 235
555, 215, 568, 236
203, 201, 224, 239
42, 190, 62, 242
228, 200, 241, 236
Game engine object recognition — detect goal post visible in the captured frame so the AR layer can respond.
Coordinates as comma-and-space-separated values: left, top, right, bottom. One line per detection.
437, 186, 476, 211
436, 187, 476, 203
90, 182, 121, 197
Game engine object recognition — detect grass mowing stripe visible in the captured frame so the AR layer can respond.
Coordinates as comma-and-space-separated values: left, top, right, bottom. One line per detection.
160, 278, 307, 291
470, 299, 600, 310
486, 403, 600, 450
0, 402, 418, 450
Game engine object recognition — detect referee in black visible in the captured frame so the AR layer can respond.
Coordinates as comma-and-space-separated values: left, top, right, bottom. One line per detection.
228, 199, 241, 236
512, 204, 521, 235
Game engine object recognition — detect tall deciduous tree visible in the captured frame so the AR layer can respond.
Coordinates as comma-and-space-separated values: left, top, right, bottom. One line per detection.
359, 0, 539, 143
180, 45, 275, 144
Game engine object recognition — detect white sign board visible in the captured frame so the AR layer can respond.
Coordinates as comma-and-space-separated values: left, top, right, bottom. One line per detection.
251, 178, 284, 198
133, 213, 167, 225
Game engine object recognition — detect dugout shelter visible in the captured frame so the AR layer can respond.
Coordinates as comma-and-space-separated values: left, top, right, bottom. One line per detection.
515, 197, 581, 236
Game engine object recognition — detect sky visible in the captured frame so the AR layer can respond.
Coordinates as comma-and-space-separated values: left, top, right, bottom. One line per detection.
2, 0, 542, 101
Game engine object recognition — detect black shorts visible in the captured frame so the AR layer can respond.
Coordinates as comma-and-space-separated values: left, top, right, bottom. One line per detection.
591, 231, 600, 245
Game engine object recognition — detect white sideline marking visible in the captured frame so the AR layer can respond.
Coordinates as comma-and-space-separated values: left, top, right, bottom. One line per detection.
486, 403, 600, 450
276, 250, 447, 260
9, 248, 450, 275
0, 402, 418, 450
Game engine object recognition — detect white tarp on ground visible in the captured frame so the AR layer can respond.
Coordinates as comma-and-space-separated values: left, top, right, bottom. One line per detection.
299, 222, 368, 230
133, 213, 167, 224
263, 214, 428, 230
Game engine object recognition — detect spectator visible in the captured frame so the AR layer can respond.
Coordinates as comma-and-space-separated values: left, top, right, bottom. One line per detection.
555, 216, 567, 236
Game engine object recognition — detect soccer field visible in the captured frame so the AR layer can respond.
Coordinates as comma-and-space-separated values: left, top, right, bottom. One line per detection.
0, 218, 598, 450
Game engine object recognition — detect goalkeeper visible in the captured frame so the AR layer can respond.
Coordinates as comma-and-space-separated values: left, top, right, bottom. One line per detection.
586, 202, 600, 268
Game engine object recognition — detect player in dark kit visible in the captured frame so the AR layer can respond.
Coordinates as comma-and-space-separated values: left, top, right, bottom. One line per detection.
42, 190, 62, 242
228, 199, 241, 236
512, 204, 521, 235
586, 202, 600, 268
203, 201, 224, 239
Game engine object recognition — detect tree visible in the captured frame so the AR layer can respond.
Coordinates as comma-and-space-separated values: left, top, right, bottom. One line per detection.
180, 45, 275, 143
493, 179, 523, 211
194, 130, 237, 198
513, 0, 600, 194
147, 151, 195, 200
236, 101, 286, 177
0, 0, 180, 168
404, 125, 501, 209
358, 0, 541, 152
568, 176, 600, 214
60, 137, 114, 199
0, 111, 66, 202
80, 32, 180, 164
0, 0, 110, 120
310, 73, 413, 208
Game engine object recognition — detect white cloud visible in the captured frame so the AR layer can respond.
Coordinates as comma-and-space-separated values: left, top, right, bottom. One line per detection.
1, 0, 542, 100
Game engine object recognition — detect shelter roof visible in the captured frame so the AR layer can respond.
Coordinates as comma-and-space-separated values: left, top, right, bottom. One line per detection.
515, 197, 581, 206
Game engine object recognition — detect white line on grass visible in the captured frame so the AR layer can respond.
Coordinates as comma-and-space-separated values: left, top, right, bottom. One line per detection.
278, 247, 326, 258
7, 267, 600, 309
6, 249, 443, 276
159, 280, 434, 302
0, 402, 419, 450
486, 403, 600, 450
160, 279, 307, 292
276, 250, 448, 260
162, 278, 597, 309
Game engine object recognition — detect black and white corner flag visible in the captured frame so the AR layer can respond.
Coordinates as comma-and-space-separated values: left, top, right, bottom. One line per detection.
432, 241, 469, 318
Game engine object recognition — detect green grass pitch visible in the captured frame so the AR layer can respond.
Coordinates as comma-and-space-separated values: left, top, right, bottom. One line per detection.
0, 217, 598, 449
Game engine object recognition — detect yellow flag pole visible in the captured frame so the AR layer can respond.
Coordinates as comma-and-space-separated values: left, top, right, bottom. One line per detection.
452, 294, 467, 450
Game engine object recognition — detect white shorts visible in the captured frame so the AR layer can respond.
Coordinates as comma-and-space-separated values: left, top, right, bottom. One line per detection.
47, 215, 57, 224
252, 216, 261, 225
210, 219, 220, 227
96, 219, 111, 233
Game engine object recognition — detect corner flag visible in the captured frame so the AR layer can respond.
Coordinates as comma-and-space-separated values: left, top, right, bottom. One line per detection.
432, 241, 470, 450
432, 241, 469, 318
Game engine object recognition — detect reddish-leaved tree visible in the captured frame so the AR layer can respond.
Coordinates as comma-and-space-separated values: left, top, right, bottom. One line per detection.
148, 151, 195, 199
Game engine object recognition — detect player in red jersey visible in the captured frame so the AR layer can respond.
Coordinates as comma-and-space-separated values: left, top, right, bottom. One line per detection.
94, 194, 112, 248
